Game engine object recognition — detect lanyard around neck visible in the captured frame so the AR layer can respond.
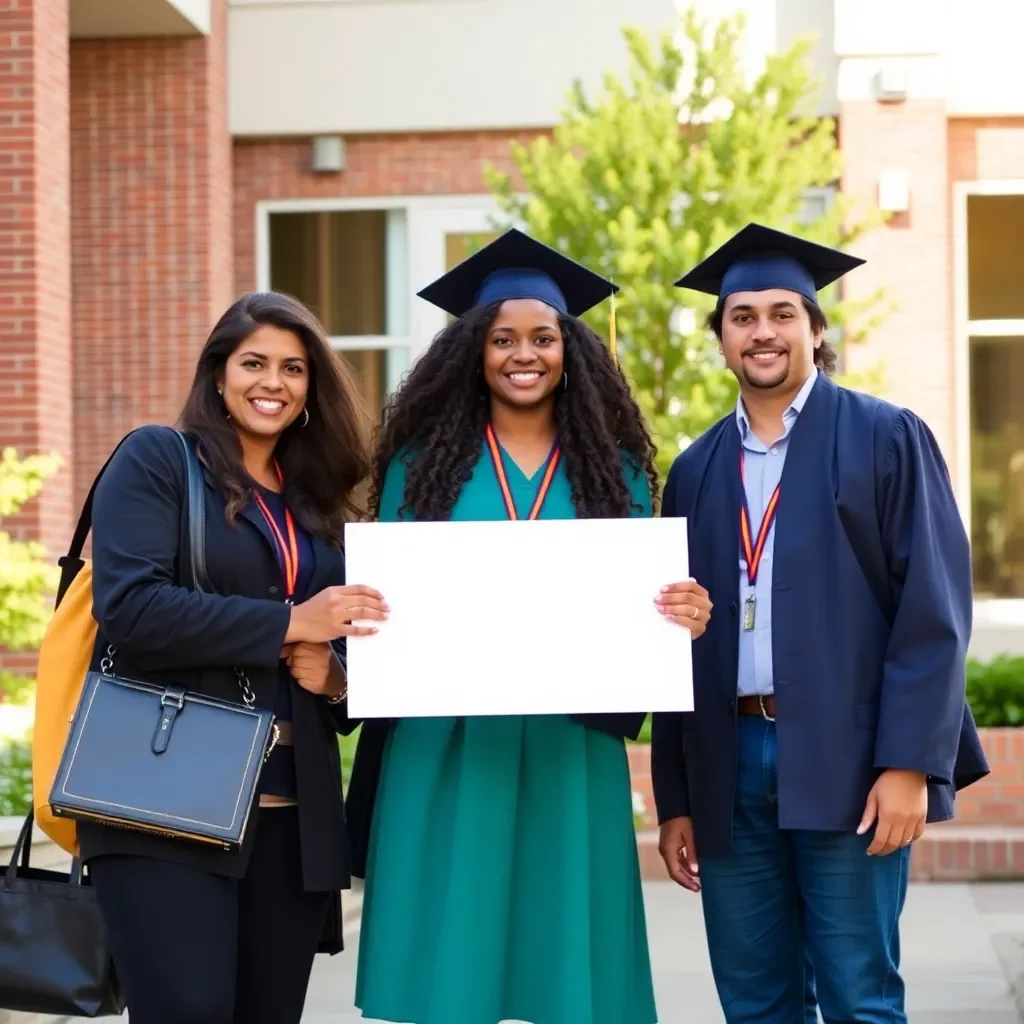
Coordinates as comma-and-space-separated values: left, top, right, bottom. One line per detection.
253, 462, 300, 602
484, 424, 560, 521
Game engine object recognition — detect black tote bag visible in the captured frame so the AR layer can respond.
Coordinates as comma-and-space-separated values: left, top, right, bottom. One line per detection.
0, 811, 125, 1017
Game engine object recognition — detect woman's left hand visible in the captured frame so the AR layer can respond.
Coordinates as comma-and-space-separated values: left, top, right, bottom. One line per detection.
283, 641, 345, 698
655, 580, 712, 639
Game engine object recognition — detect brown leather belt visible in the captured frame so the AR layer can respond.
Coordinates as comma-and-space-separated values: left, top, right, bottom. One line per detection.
737, 694, 776, 720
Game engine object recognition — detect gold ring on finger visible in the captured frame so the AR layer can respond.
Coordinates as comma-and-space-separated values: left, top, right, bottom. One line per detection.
691, 606, 699, 619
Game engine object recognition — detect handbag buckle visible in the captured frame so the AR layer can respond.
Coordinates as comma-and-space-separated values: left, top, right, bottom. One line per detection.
160, 691, 185, 710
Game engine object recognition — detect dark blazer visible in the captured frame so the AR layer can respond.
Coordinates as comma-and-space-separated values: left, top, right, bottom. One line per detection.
80, 425, 355, 900
651, 374, 989, 858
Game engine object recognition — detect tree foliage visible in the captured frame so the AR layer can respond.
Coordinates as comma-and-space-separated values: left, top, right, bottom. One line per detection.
487, 9, 887, 475
0, 449, 61, 702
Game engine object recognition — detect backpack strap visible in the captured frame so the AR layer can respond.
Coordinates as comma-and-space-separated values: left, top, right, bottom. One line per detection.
55, 428, 208, 605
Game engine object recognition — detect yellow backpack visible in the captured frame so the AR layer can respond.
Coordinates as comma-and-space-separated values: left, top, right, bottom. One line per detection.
32, 430, 173, 855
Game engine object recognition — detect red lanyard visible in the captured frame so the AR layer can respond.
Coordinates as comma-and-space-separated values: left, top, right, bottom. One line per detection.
739, 448, 780, 586
484, 424, 560, 521
253, 463, 300, 603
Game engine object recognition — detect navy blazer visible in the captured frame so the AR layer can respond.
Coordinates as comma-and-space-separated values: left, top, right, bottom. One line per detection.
80, 425, 355, 901
651, 374, 989, 857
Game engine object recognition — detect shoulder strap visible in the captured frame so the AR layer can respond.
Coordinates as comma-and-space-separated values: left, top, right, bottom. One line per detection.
55, 427, 209, 604
173, 430, 210, 593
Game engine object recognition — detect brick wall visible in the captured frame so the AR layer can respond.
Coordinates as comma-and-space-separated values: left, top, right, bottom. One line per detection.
232, 131, 538, 294
838, 100, 956, 472
949, 117, 1024, 181
68, 0, 232, 507
0, 0, 72, 557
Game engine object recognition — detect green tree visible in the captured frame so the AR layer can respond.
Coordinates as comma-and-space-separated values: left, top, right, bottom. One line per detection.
487, 9, 887, 476
0, 448, 61, 703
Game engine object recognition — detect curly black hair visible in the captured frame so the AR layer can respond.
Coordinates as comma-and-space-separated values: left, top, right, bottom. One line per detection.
368, 302, 659, 522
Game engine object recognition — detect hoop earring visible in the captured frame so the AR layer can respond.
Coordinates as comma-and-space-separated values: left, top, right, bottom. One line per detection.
562, 372, 569, 390
301, 407, 310, 428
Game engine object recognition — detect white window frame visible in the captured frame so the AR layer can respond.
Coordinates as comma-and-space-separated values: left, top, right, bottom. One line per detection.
256, 194, 502, 376
952, 178, 1024, 628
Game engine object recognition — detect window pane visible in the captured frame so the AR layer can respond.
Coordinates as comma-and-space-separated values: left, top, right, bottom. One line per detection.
970, 335, 1024, 597
339, 349, 389, 423
967, 195, 1024, 320
269, 211, 387, 336
445, 231, 498, 271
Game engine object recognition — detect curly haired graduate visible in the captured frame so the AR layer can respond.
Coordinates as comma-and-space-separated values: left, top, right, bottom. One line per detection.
347, 230, 712, 1024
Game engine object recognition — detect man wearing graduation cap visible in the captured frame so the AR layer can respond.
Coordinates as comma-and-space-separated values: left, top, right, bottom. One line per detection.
651, 224, 989, 1023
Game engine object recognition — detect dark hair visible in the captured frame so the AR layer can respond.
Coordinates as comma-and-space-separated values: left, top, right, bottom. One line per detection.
179, 291, 370, 544
368, 303, 659, 522
706, 296, 837, 375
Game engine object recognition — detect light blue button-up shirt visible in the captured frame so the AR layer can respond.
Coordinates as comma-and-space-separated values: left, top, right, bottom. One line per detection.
736, 368, 818, 697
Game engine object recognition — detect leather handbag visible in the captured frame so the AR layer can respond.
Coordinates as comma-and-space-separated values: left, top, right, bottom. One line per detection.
0, 811, 125, 1017
47, 430, 279, 852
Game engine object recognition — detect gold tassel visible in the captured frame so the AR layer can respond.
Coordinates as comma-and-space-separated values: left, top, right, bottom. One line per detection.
609, 290, 618, 366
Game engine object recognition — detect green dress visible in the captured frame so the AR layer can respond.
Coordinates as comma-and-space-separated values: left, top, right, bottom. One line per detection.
355, 444, 657, 1024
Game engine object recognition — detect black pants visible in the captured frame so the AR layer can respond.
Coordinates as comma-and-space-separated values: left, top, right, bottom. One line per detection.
88, 807, 329, 1024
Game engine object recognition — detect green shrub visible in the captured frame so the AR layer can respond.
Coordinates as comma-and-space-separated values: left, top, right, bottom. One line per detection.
0, 737, 32, 817
967, 655, 1024, 728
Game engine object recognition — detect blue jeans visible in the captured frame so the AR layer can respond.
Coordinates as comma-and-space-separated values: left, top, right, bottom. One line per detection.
698, 716, 910, 1024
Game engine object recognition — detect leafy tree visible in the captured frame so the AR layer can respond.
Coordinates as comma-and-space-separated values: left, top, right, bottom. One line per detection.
487, 8, 887, 476
0, 448, 61, 703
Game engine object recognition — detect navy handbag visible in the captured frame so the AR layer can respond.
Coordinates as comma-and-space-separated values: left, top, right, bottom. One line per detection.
48, 430, 279, 852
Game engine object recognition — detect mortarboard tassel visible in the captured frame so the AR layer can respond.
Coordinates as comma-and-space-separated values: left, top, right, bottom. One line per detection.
609, 290, 618, 366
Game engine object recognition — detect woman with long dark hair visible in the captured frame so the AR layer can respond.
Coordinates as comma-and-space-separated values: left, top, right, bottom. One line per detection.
80, 291, 386, 1024
348, 231, 712, 1024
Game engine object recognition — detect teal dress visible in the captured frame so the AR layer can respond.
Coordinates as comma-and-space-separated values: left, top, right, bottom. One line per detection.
355, 444, 657, 1024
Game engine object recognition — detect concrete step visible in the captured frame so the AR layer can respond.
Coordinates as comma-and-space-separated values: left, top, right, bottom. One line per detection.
636, 825, 1024, 883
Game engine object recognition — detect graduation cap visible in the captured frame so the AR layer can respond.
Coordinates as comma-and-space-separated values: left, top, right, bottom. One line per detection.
674, 223, 865, 306
417, 228, 619, 320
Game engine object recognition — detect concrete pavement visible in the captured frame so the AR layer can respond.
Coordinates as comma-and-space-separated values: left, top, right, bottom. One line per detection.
301, 881, 1024, 1023
8, 881, 1024, 1023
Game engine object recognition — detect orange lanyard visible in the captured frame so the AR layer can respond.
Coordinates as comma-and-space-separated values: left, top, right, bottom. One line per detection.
253, 463, 300, 603
739, 448, 780, 587
484, 424, 560, 521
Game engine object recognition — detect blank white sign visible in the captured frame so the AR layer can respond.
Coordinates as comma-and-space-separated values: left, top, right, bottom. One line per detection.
343, 517, 693, 719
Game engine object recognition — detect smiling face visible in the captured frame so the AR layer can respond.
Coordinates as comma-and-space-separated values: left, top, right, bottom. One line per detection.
217, 324, 310, 442
482, 298, 565, 411
719, 289, 821, 392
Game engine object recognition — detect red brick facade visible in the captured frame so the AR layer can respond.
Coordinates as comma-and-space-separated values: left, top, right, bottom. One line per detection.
0, 0, 72, 557
69, 0, 233, 509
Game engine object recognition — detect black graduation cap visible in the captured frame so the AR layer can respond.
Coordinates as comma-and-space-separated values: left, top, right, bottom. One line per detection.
674, 223, 865, 306
417, 228, 619, 319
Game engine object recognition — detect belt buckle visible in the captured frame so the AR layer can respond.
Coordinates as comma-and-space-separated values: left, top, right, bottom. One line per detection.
758, 694, 775, 722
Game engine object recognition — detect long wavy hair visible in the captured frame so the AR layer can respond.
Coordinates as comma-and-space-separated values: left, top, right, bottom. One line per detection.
179, 291, 371, 544
369, 303, 659, 522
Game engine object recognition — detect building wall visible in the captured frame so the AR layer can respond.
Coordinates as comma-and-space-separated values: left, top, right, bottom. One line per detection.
0, 0, 73, 559
233, 132, 534, 294
68, 0, 233, 507
227, 0, 677, 136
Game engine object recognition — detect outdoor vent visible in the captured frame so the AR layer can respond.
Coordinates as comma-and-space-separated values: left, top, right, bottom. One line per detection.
311, 136, 346, 174
873, 64, 908, 103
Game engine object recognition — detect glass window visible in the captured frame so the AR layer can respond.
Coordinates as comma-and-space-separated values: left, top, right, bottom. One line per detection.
269, 210, 388, 336
967, 196, 1024, 321
267, 208, 411, 424
969, 335, 1024, 598
445, 230, 498, 272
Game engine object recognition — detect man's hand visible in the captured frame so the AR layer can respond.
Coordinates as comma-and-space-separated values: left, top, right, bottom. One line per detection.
857, 769, 927, 856
658, 816, 700, 892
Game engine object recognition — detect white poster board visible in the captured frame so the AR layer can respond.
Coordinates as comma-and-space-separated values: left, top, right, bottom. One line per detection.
343, 517, 693, 719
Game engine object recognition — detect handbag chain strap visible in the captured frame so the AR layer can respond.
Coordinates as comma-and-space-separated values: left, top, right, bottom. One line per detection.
99, 646, 256, 709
